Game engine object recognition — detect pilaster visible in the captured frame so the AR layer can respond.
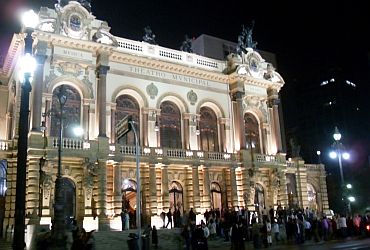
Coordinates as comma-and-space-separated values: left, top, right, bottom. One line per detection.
149, 163, 158, 215
161, 165, 169, 212
191, 165, 201, 213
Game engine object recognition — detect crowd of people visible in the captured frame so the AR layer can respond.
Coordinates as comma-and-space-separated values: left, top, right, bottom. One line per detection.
168, 206, 370, 250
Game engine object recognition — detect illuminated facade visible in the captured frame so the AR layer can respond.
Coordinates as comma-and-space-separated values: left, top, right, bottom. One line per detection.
0, 1, 329, 237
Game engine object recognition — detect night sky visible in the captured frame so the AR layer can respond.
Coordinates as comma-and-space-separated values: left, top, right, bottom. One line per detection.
1, 1, 370, 210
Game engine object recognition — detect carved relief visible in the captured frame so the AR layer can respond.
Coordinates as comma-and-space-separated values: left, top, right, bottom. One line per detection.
187, 90, 198, 105
146, 83, 158, 99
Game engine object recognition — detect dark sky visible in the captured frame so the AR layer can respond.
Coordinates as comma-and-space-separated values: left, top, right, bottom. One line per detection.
2, 0, 370, 84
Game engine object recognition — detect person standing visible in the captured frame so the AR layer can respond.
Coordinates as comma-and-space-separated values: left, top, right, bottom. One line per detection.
166, 210, 173, 228
152, 226, 158, 249
120, 210, 125, 231
160, 211, 166, 228
266, 219, 272, 246
124, 210, 130, 230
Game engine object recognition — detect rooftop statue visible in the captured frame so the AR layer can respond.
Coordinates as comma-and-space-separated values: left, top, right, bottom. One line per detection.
143, 26, 157, 45
180, 35, 193, 53
236, 20, 258, 55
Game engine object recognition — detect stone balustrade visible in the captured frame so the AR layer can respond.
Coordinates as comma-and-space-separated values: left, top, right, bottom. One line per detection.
0, 140, 12, 151
115, 37, 226, 72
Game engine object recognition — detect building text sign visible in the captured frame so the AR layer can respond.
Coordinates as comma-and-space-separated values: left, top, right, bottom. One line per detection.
125, 65, 226, 91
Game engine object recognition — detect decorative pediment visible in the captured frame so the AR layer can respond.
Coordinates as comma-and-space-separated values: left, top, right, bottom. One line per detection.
57, 1, 94, 40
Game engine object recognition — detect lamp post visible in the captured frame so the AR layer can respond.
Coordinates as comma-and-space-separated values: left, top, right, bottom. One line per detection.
129, 120, 141, 250
13, 10, 38, 250
51, 85, 68, 246
329, 126, 350, 214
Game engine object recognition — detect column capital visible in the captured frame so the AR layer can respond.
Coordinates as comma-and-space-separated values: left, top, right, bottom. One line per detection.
97, 65, 110, 75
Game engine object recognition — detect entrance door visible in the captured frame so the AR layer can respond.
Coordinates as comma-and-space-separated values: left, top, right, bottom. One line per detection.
169, 181, 183, 214
61, 178, 76, 220
211, 182, 222, 210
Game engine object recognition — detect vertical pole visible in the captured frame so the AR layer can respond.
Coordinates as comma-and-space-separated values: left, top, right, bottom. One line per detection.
13, 73, 32, 250
130, 121, 141, 249
52, 85, 66, 246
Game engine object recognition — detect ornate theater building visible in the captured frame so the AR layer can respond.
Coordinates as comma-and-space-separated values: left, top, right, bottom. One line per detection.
0, 0, 329, 237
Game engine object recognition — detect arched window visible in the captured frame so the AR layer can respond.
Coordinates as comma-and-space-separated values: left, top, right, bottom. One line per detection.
244, 113, 261, 153
160, 101, 182, 148
199, 107, 219, 152
307, 183, 318, 210
61, 177, 76, 219
116, 95, 140, 145
50, 85, 81, 138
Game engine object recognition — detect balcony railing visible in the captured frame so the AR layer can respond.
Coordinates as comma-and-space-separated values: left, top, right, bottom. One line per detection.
115, 37, 225, 72
118, 145, 234, 162
49, 137, 91, 150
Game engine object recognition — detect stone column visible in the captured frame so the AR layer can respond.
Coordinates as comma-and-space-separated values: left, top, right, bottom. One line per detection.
233, 91, 246, 150
44, 96, 52, 137
192, 165, 201, 212
96, 65, 110, 137
267, 88, 283, 152
161, 165, 169, 211
82, 100, 90, 140
230, 166, 238, 208
149, 163, 158, 214
143, 110, 149, 147
31, 42, 47, 131
113, 163, 122, 214
183, 114, 190, 149
319, 165, 330, 214
110, 104, 116, 143
278, 172, 288, 209
97, 159, 109, 230
295, 159, 308, 209
219, 118, 227, 152
202, 166, 211, 209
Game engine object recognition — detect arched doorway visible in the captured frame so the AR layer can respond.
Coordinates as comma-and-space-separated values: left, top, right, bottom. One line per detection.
0, 160, 7, 238
307, 183, 318, 210
122, 179, 137, 213
286, 173, 298, 209
211, 182, 222, 210
169, 181, 184, 214
60, 177, 76, 220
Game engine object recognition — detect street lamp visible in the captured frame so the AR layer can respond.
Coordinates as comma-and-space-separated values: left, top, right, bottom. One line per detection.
13, 10, 38, 250
329, 127, 350, 186
128, 120, 141, 250
316, 150, 321, 164
329, 126, 350, 214
51, 85, 68, 247
348, 196, 355, 215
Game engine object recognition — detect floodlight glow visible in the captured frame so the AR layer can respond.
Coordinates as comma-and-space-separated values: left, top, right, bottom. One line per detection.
329, 151, 337, 159
19, 53, 37, 82
348, 196, 355, 202
73, 127, 84, 136
21, 10, 39, 29
346, 184, 352, 189
342, 152, 350, 160
316, 150, 321, 156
